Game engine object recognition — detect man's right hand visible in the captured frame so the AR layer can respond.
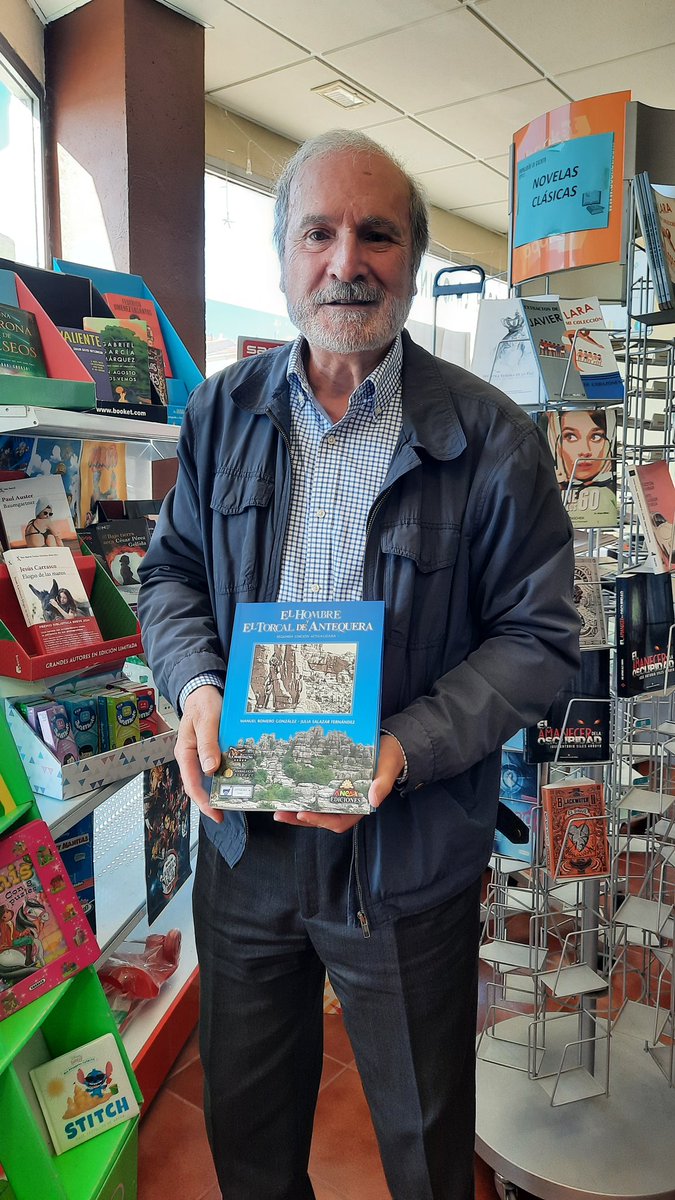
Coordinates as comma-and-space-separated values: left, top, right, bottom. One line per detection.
174, 685, 224, 821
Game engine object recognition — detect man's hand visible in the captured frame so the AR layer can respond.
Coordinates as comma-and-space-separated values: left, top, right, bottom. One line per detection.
174, 685, 224, 822
273, 733, 405, 834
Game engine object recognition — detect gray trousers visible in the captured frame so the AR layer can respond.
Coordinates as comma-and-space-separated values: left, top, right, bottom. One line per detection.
193, 815, 481, 1200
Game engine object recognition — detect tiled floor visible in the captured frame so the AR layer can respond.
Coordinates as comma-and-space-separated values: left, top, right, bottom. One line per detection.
137, 989, 513, 1200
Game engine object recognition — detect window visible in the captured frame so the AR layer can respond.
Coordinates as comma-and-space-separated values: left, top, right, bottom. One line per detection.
205, 171, 507, 374
0, 50, 45, 267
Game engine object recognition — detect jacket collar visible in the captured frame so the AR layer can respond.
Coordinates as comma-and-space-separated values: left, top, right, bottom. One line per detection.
230, 328, 466, 462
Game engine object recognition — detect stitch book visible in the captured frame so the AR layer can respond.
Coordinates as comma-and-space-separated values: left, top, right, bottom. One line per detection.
0, 819, 100, 1020
211, 601, 385, 815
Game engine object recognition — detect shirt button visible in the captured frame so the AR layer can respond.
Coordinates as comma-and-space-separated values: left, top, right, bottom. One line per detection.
327, 435, 337, 445
316, 509, 326, 519
310, 583, 320, 593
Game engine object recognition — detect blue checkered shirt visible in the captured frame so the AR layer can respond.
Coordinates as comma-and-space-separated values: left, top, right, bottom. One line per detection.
178, 334, 403, 712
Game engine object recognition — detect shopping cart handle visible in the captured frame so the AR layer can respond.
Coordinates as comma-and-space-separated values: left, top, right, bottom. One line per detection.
432, 265, 486, 298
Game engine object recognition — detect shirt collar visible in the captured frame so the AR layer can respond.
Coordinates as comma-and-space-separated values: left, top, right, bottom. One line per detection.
286, 334, 403, 420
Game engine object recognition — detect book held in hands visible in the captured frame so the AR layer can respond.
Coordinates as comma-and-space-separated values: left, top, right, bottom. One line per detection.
211, 601, 385, 815
3, 545, 102, 655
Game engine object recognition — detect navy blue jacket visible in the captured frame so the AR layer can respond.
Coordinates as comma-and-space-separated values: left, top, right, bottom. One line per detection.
138, 332, 580, 926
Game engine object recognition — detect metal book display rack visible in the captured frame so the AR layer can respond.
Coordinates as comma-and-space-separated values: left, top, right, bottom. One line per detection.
475, 178, 675, 1200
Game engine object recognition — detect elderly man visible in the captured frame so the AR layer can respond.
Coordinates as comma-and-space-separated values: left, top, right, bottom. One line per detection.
138, 129, 579, 1200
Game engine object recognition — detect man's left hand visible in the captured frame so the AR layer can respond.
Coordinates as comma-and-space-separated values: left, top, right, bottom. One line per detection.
273, 734, 405, 834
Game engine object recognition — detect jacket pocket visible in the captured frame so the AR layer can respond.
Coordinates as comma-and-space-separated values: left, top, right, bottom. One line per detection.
380, 520, 460, 648
209, 470, 274, 593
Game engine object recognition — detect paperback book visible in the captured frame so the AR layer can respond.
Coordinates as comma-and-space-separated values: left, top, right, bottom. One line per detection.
574, 557, 609, 648
521, 297, 586, 404
102, 291, 172, 375
54, 812, 96, 933
29, 1032, 138, 1154
82, 316, 151, 405
143, 760, 192, 925
560, 297, 624, 401
0, 474, 79, 553
210, 600, 385, 814
652, 184, 675, 289
92, 518, 151, 604
525, 647, 610, 764
626, 460, 675, 573
0, 819, 100, 1021
634, 171, 675, 310
57, 326, 114, 405
470, 298, 541, 407
0, 303, 47, 378
3, 546, 102, 655
615, 569, 675, 697
540, 778, 609, 880
494, 748, 539, 864
540, 408, 618, 528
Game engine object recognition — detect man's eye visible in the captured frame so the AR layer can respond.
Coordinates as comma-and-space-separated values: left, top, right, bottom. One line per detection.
365, 231, 390, 242
306, 230, 329, 242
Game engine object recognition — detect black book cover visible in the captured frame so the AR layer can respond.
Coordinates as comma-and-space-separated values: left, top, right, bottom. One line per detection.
616, 570, 675, 696
525, 647, 610, 763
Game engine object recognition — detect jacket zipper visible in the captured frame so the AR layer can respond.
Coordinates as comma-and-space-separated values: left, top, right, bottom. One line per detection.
353, 826, 370, 938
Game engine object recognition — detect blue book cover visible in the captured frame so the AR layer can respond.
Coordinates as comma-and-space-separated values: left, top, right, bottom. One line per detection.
494, 797, 540, 864
211, 600, 385, 814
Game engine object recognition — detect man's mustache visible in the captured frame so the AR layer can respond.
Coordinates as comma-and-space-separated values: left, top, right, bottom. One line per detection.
310, 283, 385, 305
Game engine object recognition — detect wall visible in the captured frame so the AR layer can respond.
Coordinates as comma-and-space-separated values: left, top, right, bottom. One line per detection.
1, 0, 44, 85
205, 101, 508, 277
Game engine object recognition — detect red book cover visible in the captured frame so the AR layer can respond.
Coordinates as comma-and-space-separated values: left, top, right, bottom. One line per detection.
0, 819, 100, 1020
102, 292, 172, 377
540, 778, 609, 880
627, 460, 675, 573
3, 546, 102, 654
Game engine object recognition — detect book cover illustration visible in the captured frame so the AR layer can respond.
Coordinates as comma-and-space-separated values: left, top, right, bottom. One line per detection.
0, 303, 47, 378
525, 647, 610, 764
3, 546, 102, 655
521, 297, 586, 403
28, 437, 83, 528
82, 316, 151, 406
494, 798, 540, 864
94, 518, 151, 604
626, 460, 675, 573
560, 297, 624, 402
616, 569, 675, 697
0, 819, 100, 1020
102, 291, 172, 376
143, 760, 191, 925
541, 778, 609, 879
540, 408, 618, 528
0, 474, 79, 553
29, 1032, 138, 1154
58, 326, 114, 405
0, 433, 34, 474
470, 299, 541, 406
652, 184, 675, 287
574, 557, 609, 648
54, 812, 96, 934
211, 601, 385, 814
79, 440, 127, 528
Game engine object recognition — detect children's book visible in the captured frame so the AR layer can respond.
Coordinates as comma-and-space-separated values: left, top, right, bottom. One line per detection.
0, 474, 79, 554
54, 812, 96, 934
539, 408, 618, 529
626, 460, 675, 573
82, 317, 151, 405
559, 297, 624, 402
210, 601, 385, 814
0, 303, 47, 378
540, 778, 609, 880
525, 647, 610, 764
615, 569, 675, 696
574, 557, 609, 648
102, 291, 172, 376
3, 546, 102, 655
521, 297, 586, 404
57, 326, 114, 405
29, 1032, 138, 1154
0, 819, 100, 1021
143, 760, 192, 924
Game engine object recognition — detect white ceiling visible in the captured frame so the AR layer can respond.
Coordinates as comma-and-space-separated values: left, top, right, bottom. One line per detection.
34, 0, 675, 237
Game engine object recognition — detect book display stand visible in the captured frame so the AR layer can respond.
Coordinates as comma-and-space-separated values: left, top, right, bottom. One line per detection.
0, 261, 197, 1200
476, 97, 675, 1200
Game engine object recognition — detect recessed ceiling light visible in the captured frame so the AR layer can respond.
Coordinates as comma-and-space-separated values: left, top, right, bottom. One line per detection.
312, 81, 373, 109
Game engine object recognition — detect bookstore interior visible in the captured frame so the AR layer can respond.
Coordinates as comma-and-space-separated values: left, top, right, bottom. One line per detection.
2, 1, 675, 1198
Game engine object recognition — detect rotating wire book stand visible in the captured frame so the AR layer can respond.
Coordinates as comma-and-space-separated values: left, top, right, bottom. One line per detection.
475, 178, 675, 1200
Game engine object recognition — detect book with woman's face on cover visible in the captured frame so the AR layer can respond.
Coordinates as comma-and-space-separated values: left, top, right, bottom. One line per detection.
3, 546, 102, 655
0, 475, 79, 553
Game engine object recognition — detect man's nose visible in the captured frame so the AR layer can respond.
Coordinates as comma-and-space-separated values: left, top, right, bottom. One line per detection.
328, 231, 368, 282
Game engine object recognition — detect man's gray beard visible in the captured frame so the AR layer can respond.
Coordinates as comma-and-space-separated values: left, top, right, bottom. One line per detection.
287, 286, 413, 354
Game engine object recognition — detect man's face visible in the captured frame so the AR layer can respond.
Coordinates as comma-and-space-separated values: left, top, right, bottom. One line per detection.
281, 150, 415, 355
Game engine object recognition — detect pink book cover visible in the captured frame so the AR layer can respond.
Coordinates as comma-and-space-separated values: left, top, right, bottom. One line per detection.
632, 461, 675, 573
0, 819, 100, 1021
